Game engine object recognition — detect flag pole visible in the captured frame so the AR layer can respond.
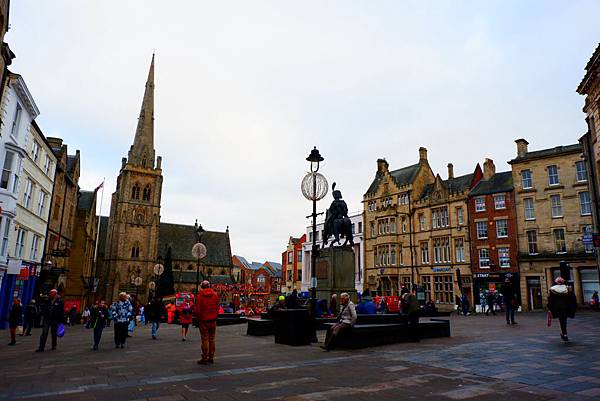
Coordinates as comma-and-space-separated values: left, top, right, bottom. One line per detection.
93, 178, 105, 263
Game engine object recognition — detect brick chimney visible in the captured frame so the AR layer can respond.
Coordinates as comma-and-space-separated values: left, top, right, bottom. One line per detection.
419, 147, 428, 163
483, 158, 495, 180
515, 139, 529, 158
377, 158, 389, 173
447, 163, 454, 179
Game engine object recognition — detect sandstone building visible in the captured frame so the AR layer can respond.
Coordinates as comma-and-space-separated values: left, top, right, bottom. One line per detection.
509, 139, 596, 309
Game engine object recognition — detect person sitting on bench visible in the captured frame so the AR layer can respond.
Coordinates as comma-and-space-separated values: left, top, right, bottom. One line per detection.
321, 293, 357, 351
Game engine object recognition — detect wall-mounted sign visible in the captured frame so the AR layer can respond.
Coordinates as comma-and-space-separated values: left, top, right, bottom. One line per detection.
432, 267, 451, 273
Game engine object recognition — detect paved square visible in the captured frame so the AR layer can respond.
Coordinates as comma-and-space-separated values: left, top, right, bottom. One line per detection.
1, 312, 599, 400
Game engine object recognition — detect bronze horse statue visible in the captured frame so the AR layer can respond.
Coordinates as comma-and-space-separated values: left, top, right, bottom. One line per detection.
322, 183, 354, 247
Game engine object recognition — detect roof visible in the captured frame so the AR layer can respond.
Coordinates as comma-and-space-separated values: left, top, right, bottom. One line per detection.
365, 163, 420, 196
509, 144, 581, 164
158, 223, 233, 267
420, 173, 474, 200
77, 191, 96, 211
469, 171, 514, 196
66, 155, 78, 175
233, 255, 252, 269
577, 43, 600, 94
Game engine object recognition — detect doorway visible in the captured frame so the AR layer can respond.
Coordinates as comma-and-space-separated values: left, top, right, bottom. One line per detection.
527, 277, 543, 310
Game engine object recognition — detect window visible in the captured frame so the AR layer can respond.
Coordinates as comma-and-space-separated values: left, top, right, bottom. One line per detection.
583, 225, 594, 253
15, 229, 26, 258
419, 213, 426, 231
524, 198, 535, 220
390, 217, 396, 233
370, 222, 376, 238
257, 275, 266, 283
297, 250, 302, 262
351, 223, 355, 234
398, 193, 409, 205
479, 248, 490, 268
131, 246, 140, 259
309, 232, 313, 242
391, 247, 396, 265
422, 276, 432, 302
454, 238, 465, 262
432, 207, 449, 228
521, 169, 532, 189
131, 184, 140, 200
44, 155, 52, 175
553, 229, 566, 253
143, 185, 151, 201
457, 208, 463, 226
580, 268, 600, 303
287, 270, 292, 281
547, 165, 560, 186
476, 221, 488, 239
1, 151, 20, 192
368, 201, 376, 212
37, 190, 48, 216
433, 275, 453, 304
433, 237, 451, 264
526, 230, 538, 255
10, 103, 22, 137
30, 235, 41, 260
297, 270, 302, 281
287, 252, 293, 264
23, 179, 34, 208
382, 197, 393, 207
550, 195, 562, 218
0, 217, 8, 256
498, 248, 510, 268
358, 222, 362, 233
401, 217, 406, 233
576, 161, 588, 182
475, 197, 486, 212
580, 192, 592, 215
496, 219, 508, 238
31, 141, 40, 163
420, 242, 429, 264
494, 195, 506, 209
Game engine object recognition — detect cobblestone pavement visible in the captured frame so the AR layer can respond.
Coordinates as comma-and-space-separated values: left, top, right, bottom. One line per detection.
1, 312, 599, 400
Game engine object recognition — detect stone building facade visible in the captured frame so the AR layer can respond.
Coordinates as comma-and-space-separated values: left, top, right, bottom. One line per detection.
468, 159, 519, 306
104, 56, 163, 303
363, 148, 477, 310
509, 139, 596, 310
281, 235, 305, 293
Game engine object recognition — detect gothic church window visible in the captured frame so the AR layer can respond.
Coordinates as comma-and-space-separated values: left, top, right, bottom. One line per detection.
131, 183, 140, 200
143, 185, 151, 201
131, 245, 140, 259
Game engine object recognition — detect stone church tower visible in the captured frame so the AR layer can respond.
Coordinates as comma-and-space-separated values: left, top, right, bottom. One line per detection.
104, 55, 163, 303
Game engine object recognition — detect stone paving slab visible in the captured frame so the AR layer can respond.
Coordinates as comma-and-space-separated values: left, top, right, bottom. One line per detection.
1, 312, 600, 400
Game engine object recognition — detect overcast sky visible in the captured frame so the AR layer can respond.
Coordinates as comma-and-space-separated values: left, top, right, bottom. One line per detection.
8, 1, 600, 263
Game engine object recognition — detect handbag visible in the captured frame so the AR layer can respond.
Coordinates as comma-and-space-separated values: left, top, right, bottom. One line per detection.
16, 325, 23, 335
546, 310, 552, 327
57, 323, 65, 337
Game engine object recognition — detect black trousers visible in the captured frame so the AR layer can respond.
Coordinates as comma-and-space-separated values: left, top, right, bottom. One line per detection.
93, 325, 105, 347
408, 312, 420, 341
558, 313, 568, 335
24, 318, 34, 335
114, 322, 129, 346
38, 322, 58, 350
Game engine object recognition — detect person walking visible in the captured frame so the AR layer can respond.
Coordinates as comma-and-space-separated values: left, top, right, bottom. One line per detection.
7, 298, 23, 346
180, 299, 193, 341
460, 293, 469, 316
321, 293, 357, 351
146, 296, 166, 340
90, 300, 109, 350
547, 277, 577, 341
111, 292, 132, 349
485, 292, 496, 316
36, 289, 64, 352
83, 307, 91, 328
591, 290, 599, 312
502, 279, 518, 325
402, 289, 420, 342
23, 299, 37, 336
195, 281, 220, 365
68, 306, 78, 326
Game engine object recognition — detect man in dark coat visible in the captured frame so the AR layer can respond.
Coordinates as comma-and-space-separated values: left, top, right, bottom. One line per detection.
36, 289, 64, 352
23, 299, 38, 336
502, 280, 517, 325
285, 289, 299, 309
146, 297, 167, 340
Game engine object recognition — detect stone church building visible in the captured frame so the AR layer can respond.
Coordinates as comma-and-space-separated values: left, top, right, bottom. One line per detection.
99, 56, 232, 303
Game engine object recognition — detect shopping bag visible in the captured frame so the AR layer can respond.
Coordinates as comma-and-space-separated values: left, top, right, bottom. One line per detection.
57, 323, 65, 337
16, 325, 23, 335
128, 320, 135, 332
546, 311, 552, 327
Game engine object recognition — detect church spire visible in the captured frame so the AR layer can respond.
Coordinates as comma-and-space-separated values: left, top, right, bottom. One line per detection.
128, 54, 156, 169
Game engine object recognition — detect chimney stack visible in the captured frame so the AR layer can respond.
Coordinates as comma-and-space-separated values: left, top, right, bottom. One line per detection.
515, 139, 529, 158
447, 163, 454, 179
483, 158, 496, 180
377, 158, 389, 173
46, 137, 63, 149
419, 147, 428, 162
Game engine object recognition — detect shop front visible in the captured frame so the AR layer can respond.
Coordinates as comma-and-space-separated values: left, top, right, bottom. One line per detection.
473, 272, 520, 309
0, 261, 38, 329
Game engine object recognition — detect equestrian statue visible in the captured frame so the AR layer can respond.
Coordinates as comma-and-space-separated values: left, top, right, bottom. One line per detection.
322, 182, 354, 247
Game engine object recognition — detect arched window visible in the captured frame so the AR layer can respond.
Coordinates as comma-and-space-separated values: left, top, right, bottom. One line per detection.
143, 185, 151, 201
142, 153, 147, 168
131, 183, 140, 200
131, 243, 140, 259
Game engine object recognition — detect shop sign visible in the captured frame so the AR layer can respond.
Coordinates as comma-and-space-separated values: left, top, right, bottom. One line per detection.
432, 267, 451, 273
17, 268, 30, 281
474, 273, 489, 278
7, 259, 21, 274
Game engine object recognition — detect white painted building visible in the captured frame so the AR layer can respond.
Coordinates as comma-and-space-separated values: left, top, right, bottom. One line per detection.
301, 211, 365, 293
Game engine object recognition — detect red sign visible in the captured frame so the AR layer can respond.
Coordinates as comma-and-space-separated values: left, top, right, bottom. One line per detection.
64, 300, 82, 313
17, 268, 30, 281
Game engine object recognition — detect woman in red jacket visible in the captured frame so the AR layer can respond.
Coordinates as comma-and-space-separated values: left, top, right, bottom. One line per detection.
195, 281, 220, 364
179, 299, 193, 341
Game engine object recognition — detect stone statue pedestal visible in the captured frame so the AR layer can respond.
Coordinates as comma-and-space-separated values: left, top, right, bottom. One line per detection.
315, 246, 357, 304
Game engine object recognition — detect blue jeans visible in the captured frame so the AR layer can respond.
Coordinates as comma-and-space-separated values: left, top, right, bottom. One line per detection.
151, 321, 160, 337
505, 303, 515, 323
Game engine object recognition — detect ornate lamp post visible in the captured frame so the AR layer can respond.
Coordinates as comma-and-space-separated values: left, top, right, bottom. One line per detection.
301, 147, 328, 317
192, 222, 207, 296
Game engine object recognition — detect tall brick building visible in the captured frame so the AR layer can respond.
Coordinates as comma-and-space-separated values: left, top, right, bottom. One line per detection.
104, 56, 163, 303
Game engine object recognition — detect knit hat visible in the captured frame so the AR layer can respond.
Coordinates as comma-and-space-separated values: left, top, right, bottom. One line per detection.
555, 277, 565, 285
